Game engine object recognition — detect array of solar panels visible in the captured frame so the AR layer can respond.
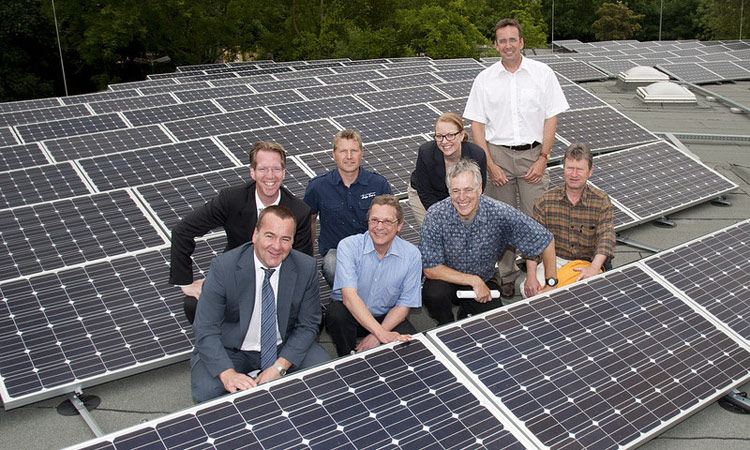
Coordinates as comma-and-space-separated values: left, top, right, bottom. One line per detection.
0, 49, 737, 411
71, 219, 750, 450
545, 39, 750, 84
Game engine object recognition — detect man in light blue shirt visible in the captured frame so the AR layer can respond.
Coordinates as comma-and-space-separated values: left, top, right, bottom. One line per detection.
326, 195, 422, 356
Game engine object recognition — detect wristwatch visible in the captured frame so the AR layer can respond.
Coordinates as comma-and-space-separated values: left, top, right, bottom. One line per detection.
545, 277, 558, 287
274, 364, 287, 376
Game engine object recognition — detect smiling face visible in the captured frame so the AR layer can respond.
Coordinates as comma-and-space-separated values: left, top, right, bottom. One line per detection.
435, 120, 464, 161
332, 138, 363, 176
449, 171, 481, 221
250, 149, 285, 204
563, 157, 594, 193
367, 203, 403, 252
494, 25, 524, 69
252, 212, 295, 269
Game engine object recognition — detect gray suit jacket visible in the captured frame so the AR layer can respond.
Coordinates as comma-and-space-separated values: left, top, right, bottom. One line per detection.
192, 243, 321, 377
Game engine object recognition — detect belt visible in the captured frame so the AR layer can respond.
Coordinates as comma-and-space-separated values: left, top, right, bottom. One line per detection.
504, 141, 540, 151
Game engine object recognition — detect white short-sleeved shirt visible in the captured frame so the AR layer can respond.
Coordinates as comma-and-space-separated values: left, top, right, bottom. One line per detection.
463, 57, 569, 146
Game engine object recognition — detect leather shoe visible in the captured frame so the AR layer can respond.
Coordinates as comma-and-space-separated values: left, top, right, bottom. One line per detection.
500, 282, 515, 299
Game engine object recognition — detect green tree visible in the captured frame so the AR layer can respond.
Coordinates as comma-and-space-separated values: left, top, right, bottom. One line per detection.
592, 2, 644, 40
627, 0, 701, 40
394, 4, 486, 58
697, 0, 748, 39
542, 0, 605, 41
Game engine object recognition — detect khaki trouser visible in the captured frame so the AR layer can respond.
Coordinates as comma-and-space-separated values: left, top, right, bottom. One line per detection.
407, 184, 427, 228
485, 142, 549, 284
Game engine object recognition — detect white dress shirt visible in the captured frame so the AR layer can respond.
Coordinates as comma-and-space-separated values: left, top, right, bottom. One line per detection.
240, 253, 282, 351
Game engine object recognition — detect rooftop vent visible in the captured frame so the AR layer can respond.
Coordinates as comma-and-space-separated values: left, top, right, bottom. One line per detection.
618, 66, 669, 83
637, 81, 697, 103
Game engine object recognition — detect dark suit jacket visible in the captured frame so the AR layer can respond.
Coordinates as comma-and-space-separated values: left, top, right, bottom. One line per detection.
192, 244, 321, 377
169, 181, 312, 286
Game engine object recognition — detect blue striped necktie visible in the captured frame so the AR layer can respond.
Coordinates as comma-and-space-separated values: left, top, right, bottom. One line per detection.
260, 267, 277, 370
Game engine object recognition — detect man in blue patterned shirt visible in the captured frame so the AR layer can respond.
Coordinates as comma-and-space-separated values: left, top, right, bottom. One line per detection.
419, 158, 558, 324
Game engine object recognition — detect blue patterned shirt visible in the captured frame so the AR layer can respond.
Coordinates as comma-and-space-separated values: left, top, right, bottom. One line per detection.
419, 195, 553, 281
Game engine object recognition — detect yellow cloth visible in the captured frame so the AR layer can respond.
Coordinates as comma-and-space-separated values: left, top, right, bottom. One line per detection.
557, 260, 603, 288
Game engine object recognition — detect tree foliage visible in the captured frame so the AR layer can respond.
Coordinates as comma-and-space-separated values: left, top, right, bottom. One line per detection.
697, 0, 749, 39
592, 2, 644, 41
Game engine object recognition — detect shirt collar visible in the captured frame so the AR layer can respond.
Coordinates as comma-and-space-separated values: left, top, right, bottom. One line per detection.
328, 167, 366, 186
495, 55, 527, 75
561, 184, 592, 206
363, 232, 402, 258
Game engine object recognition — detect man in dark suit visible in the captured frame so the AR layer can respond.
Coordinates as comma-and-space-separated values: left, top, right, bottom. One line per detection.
190, 205, 329, 403
169, 141, 313, 323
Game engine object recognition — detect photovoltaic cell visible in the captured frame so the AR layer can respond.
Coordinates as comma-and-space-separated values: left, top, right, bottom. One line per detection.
334, 104, 438, 143
434, 68, 484, 83
138, 82, 212, 96
434, 80, 474, 99
0, 97, 62, 114
122, 101, 222, 127
250, 78, 322, 93
78, 139, 237, 191
173, 85, 254, 103
0, 143, 47, 172
43, 125, 174, 161
0, 104, 90, 128
298, 82, 376, 100
210, 74, 277, 86
562, 84, 607, 110
164, 109, 278, 141
698, 61, 750, 80
377, 66, 435, 78
431, 98, 468, 116
218, 119, 339, 159
0, 248, 194, 408
644, 219, 750, 343
269, 96, 371, 124
589, 60, 639, 77
15, 114, 129, 143
60, 90, 140, 105
108, 78, 177, 91
371, 73, 442, 91
556, 106, 659, 152
358, 85, 447, 110
362, 135, 428, 196
70, 337, 534, 450
430, 264, 750, 449
548, 61, 608, 82
215, 90, 304, 112
318, 70, 384, 85
587, 141, 737, 221
0, 163, 91, 210
274, 67, 335, 80
88, 94, 178, 114
0, 191, 165, 279
656, 63, 723, 84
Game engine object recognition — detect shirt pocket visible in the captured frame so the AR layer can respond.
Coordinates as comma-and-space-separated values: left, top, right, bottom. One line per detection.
519, 88, 543, 115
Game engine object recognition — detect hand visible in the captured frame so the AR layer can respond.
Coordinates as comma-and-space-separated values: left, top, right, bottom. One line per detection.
180, 279, 205, 298
487, 161, 508, 187
524, 276, 542, 298
254, 366, 283, 385
574, 264, 600, 281
523, 158, 546, 184
218, 368, 257, 393
470, 278, 493, 303
357, 331, 412, 353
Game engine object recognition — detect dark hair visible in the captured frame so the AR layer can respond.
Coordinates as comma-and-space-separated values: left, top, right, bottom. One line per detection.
564, 142, 594, 170
256, 205, 296, 231
435, 112, 468, 142
333, 129, 363, 152
367, 194, 404, 224
249, 141, 287, 169
494, 18, 523, 40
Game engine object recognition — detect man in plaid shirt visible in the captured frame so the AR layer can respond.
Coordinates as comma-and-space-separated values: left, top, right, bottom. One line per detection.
523, 143, 615, 298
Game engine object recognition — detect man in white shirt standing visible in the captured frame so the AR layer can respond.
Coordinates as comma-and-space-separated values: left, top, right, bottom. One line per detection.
463, 18, 569, 299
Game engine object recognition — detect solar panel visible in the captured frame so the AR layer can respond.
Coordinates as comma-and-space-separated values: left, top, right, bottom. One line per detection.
0, 104, 90, 128
332, 64, 387, 73
176, 72, 239, 83
0, 246, 196, 409
371, 73, 442, 91
122, 101, 222, 127
358, 86, 447, 110
562, 84, 607, 110
43, 125, 173, 161
15, 113, 129, 143
429, 264, 750, 449
548, 61, 608, 82
0, 127, 20, 147
588, 60, 638, 77
88, 93, 178, 114
0, 97, 62, 114
210, 74, 277, 86
269, 96, 371, 124
136, 166, 250, 230
0, 191, 166, 279
556, 106, 659, 152
587, 141, 737, 222
377, 66, 435, 78
164, 109, 278, 141
60, 90, 140, 105
656, 63, 723, 84
697, 52, 739, 62
434, 67, 484, 83
699, 61, 750, 80
275, 67, 335, 80
138, 81, 212, 96
173, 85, 254, 103
215, 90, 305, 112
178, 63, 227, 72
430, 98, 468, 116
299, 82, 377, 100
0, 163, 91, 209
218, 119, 339, 159
333, 104, 437, 143
108, 78, 177, 92
0, 143, 48, 172
317, 70, 384, 85
250, 77, 322, 93
644, 219, 750, 344
78, 139, 237, 191
433, 80, 474, 99
665, 56, 705, 64
68, 337, 536, 450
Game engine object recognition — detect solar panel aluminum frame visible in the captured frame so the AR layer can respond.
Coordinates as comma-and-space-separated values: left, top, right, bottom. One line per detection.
65, 336, 540, 450
425, 260, 750, 450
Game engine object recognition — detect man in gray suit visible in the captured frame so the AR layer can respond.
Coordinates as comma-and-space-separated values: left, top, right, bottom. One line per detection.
190, 205, 329, 403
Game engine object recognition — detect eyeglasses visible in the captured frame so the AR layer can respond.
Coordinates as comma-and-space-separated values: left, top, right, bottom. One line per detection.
434, 131, 461, 142
368, 218, 397, 227
255, 167, 283, 174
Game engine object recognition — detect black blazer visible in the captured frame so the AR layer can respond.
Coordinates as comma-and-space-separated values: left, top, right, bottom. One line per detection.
169, 181, 312, 285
